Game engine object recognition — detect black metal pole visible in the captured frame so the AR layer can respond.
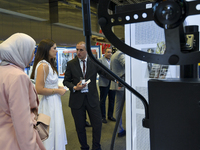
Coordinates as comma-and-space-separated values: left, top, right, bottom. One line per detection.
81, 0, 150, 149
81, 0, 149, 120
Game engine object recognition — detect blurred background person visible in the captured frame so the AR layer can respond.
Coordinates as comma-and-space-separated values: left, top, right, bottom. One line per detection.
110, 49, 126, 137
31, 39, 67, 150
0, 33, 45, 150
99, 48, 116, 123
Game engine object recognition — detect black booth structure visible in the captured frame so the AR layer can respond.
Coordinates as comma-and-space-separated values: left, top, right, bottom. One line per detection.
82, 0, 200, 149
148, 78, 200, 150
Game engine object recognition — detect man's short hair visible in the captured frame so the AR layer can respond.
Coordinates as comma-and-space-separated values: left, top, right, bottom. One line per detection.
105, 48, 112, 53
77, 41, 86, 47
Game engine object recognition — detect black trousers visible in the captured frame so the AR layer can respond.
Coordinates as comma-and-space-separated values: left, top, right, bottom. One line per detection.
71, 95, 102, 150
99, 85, 116, 119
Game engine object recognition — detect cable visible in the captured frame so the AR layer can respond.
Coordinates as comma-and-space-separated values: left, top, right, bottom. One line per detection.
82, 1, 149, 150
110, 91, 125, 150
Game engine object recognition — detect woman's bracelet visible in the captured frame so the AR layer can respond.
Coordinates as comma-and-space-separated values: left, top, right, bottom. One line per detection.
52, 89, 55, 94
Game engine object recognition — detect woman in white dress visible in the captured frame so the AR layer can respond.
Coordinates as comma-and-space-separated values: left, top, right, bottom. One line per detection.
31, 39, 67, 150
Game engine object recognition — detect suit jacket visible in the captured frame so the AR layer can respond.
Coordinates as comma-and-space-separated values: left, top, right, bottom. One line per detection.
63, 57, 101, 109
110, 50, 125, 91
0, 64, 45, 150
98, 56, 111, 87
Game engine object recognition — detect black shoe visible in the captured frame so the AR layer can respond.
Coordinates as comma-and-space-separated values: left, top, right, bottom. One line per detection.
117, 130, 126, 137
85, 121, 92, 127
108, 117, 116, 121
102, 118, 107, 123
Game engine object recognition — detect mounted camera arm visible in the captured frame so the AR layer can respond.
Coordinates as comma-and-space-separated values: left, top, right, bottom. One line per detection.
81, 1, 200, 150
98, 0, 200, 65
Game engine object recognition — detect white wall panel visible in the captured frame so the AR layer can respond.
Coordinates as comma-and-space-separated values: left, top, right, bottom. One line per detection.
125, 21, 179, 150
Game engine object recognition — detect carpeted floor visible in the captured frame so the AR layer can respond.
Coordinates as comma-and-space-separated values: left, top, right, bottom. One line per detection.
61, 90, 126, 150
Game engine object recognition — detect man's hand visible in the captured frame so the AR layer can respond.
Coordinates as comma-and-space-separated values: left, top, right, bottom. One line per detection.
74, 81, 87, 91
117, 81, 123, 90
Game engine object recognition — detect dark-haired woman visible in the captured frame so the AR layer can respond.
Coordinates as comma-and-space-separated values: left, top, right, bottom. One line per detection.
31, 39, 67, 150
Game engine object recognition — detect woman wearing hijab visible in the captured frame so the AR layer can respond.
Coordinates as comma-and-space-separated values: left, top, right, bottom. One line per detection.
0, 33, 46, 150
31, 39, 67, 150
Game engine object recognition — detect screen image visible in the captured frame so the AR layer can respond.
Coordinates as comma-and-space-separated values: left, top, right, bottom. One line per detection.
57, 46, 100, 78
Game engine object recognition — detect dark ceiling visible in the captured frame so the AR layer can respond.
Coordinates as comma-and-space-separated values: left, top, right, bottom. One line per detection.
0, 0, 156, 46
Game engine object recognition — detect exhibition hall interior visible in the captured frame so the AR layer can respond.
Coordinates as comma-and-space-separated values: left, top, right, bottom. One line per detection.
0, 0, 126, 150
0, 0, 200, 150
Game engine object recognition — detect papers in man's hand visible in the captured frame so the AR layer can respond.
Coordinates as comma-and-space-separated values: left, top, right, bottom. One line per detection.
64, 86, 68, 90
86, 79, 91, 84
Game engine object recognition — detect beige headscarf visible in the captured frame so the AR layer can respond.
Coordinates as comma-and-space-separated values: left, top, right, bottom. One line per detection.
0, 33, 36, 69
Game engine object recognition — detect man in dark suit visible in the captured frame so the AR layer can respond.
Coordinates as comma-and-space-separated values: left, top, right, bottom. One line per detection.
63, 41, 102, 150
99, 48, 116, 123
